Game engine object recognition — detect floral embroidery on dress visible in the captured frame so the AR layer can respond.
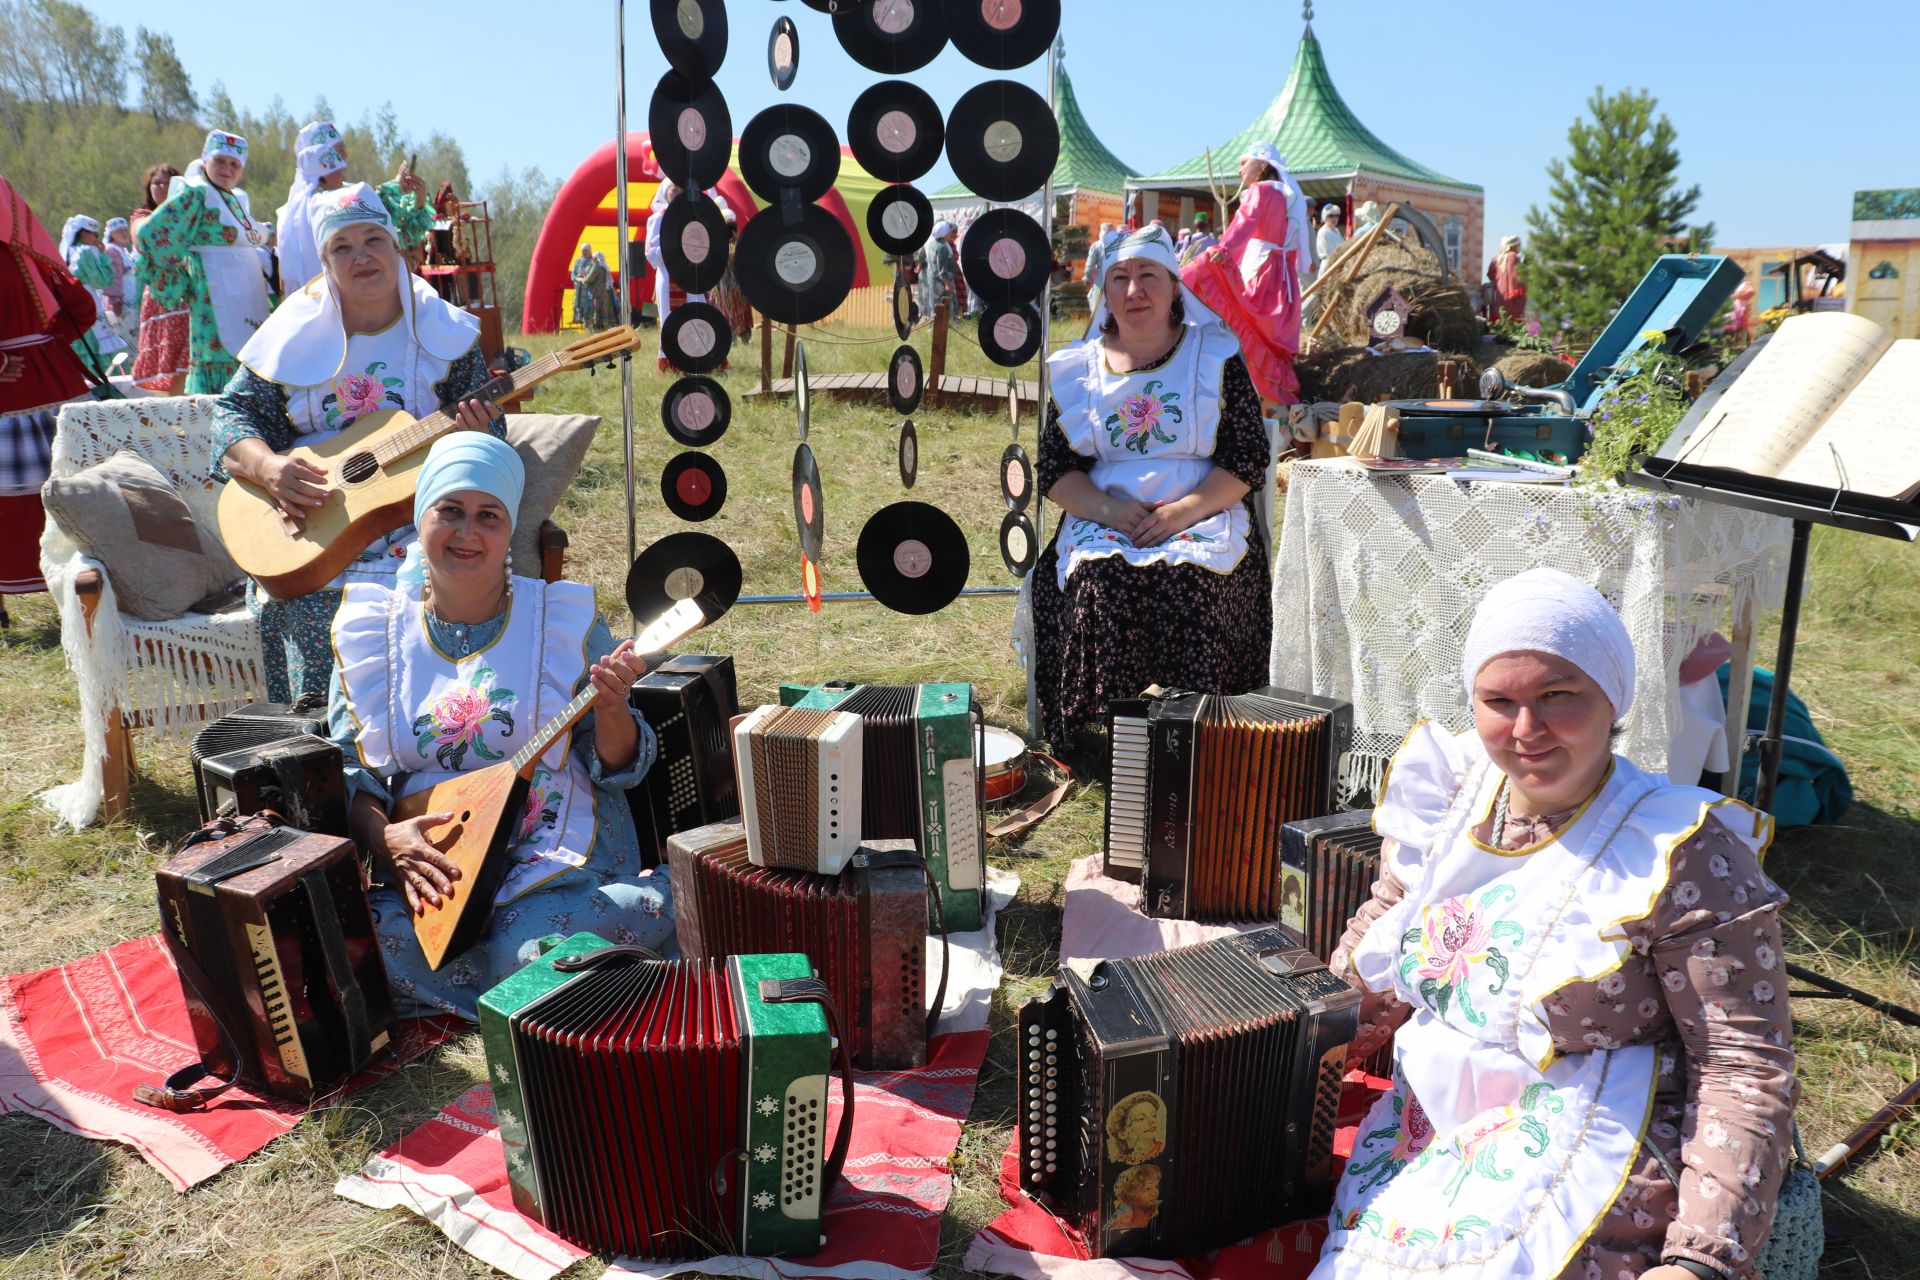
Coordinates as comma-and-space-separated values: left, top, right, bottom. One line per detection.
1399, 883, 1525, 1027
412, 665, 517, 769
1338, 1208, 1492, 1249
511, 767, 563, 860
1344, 1089, 1435, 1194
322, 360, 406, 429
1103, 379, 1183, 454
1408, 1080, 1565, 1206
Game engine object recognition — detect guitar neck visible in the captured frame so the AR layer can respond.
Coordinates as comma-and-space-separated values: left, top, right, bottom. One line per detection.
370, 351, 566, 466
510, 599, 708, 777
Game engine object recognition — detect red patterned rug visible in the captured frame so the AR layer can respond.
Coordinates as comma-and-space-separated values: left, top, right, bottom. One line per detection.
0, 933, 457, 1191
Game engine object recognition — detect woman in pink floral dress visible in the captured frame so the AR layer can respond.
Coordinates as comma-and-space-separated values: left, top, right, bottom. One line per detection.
1031, 226, 1271, 750
1314, 569, 1795, 1280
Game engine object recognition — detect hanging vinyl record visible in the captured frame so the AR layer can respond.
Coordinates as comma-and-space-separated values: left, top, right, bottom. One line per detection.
898, 419, 918, 488
647, 70, 733, 190
659, 189, 730, 294
888, 343, 924, 415
739, 104, 841, 203
794, 339, 811, 439
857, 501, 969, 615
999, 510, 1037, 578
661, 374, 731, 447
660, 450, 728, 521
960, 206, 1050, 304
626, 530, 743, 625
868, 183, 934, 259
1000, 442, 1033, 512
848, 81, 945, 185
791, 442, 824, 561
833, 0, 948, 73
661, 301, 732, 373
735, 204, 855, 325
945, 79, 1058, 202
942, 0, 1059, 70
891, 268, 918, 340
652, 0, 728, 79
979, 300, 1042, 367
767, 15, 799, 89
1007, 374, 1021, 434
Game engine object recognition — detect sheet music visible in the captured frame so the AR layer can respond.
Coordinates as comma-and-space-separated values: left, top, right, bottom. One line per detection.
1777, 339, 1920, 497
1681, 312, 1892, 475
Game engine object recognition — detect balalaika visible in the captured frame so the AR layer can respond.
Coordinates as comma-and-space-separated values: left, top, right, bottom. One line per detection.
1016, 927, 1359, 1258
215, 325, 643, 600
780, 681, 986, 931
139, 815, 395, 1110
1103, 686, 1351, 922
668, 821, 936, 1070
479, 933, 855, 1259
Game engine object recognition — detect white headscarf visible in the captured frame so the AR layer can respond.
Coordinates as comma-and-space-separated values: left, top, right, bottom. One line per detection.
59, 214, 100, 265
1085, 224, 1227, 337
1460, 568, 1636, 718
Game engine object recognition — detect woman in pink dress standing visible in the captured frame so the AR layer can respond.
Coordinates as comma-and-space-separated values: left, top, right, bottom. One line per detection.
1181, 141, 1307, 405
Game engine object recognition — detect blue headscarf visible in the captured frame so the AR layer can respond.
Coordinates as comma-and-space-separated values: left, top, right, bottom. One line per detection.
398, 432, 524, 587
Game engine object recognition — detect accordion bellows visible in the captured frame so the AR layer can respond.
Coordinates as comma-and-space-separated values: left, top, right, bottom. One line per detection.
1016, 928, 1360, 1258
628, 654, 740, 863
1104, 687, 1352, 922
668, 821, 930, 1070
480, 935, 835, 1259
734, 704, 864, 873
1279, 809, 1381, 962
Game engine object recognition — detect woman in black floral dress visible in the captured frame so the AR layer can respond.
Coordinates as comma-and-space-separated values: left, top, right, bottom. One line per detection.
1031, 226, 1271, 750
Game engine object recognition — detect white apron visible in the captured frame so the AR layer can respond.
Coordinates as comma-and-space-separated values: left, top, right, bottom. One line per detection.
1312, 725, 1765, 1278
333, 575, 600, 905
196, 185, 271, 356
1045, 321, 1249, 589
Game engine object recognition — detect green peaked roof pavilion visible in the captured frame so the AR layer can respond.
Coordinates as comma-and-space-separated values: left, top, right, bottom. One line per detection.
934, 51, 1136, 199
1131, 25, 1479, 194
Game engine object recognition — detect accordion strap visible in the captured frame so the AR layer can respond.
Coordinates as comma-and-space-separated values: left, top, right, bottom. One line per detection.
298, 868, 374, 1080
758, 977, 858, 1190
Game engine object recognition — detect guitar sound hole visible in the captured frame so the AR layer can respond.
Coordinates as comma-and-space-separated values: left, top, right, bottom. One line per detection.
340, 452, 379, 484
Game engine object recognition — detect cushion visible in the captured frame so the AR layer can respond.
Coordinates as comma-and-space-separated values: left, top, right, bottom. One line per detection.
41, 450, 246, 621
503, 413, 600, 573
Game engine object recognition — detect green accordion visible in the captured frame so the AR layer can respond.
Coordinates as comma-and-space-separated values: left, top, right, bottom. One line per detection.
479, 933, 852, 1259
779, 681, 986, 931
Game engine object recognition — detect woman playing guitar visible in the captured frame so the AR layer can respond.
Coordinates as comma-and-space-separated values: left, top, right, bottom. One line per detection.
212, 183, 504, 704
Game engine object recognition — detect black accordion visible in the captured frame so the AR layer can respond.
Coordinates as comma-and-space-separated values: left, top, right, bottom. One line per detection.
667, 820, 932, 1070
191, 701, 344, 835
1279, 809, 1381, 963
628, 654, 740, 866
1103, 687, 1351, 921
1016, 927, 1359, 1258
141, 817, 394, 1108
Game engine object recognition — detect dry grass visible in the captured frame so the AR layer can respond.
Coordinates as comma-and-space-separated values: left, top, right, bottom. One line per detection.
1, 328, 1916, 1278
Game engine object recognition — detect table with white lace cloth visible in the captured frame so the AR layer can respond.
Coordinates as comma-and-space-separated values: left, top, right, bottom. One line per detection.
1268, 460, 1792, 800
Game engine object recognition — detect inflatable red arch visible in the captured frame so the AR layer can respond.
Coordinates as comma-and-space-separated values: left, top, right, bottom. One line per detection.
523, 135, 873, 334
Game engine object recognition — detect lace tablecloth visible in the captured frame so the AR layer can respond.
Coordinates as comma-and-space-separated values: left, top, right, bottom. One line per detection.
1269, 461, 1791, 799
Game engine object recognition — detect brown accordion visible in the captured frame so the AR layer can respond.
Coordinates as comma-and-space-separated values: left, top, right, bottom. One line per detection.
667, 820, 931, 1069
1016, 927, 1359, 1258
1104, 687, 1351, 922
141, 817, 395, 1108
1279, 809, 1381, 963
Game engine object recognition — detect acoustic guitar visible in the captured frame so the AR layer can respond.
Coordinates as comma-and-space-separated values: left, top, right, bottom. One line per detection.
396, 598, 708, 971
217, 326, 643, 601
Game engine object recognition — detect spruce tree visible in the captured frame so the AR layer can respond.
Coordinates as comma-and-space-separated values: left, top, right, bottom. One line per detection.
1524, 87, 1713, 336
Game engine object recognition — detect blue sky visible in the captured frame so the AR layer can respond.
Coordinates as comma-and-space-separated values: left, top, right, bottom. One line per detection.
92, 0, 1915, 251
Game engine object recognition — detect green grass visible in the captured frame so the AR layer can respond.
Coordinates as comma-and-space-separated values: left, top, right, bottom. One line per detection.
2, 326, 1917, 1277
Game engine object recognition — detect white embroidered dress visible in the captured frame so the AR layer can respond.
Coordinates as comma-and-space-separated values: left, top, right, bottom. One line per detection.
1313, 723, 1770, 1278
1044, 321, 1250, 590
333, 575, 599, 906
193, 182, 273, 359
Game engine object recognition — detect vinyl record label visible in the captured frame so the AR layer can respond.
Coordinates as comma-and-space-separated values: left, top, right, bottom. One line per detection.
661, 450, 728, 521
898, 419, 918, 488
626, 530, 743, 624
661, 374, 732, 446
888, 343, 924, 416
999, 510, 1036, 577
857, 501, 969, 615
661, 301, 732, 373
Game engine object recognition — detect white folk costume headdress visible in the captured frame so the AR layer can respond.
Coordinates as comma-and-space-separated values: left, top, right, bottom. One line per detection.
1460, 567, 1635, 717
201, 129, 247, 165
237, 182, 478, 389
1085, 224, 1225, 336
296, 119, 342, 153
58, 214, 100, 265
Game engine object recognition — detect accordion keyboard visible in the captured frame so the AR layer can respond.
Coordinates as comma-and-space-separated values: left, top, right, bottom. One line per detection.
244, 921, 310, 1084
1104, 710, 1150, 876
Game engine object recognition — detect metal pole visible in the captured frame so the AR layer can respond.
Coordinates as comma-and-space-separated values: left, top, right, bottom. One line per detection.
614, 0, 637, 627
1754, 518, 1811, 813
1027, 36, 1060, 743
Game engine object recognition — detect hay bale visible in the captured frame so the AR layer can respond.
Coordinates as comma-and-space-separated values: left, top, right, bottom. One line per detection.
1316, 238, 1482, 354
1492, 349, 1573, 388
1295, 345, 1481, 404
